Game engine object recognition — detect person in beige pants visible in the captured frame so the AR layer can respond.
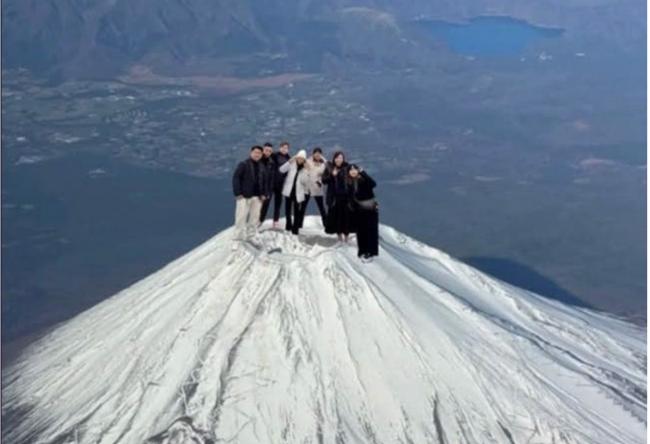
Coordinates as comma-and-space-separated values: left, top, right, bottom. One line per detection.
232, 146, 268, 241
234, 195, 263, 240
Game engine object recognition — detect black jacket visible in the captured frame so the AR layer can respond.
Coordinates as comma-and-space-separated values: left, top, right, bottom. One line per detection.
273, 152, 291, 190
261, 155, 276, 194
232, 158, 269, 198
349, 171, 377, 205
322, 161, 350, 208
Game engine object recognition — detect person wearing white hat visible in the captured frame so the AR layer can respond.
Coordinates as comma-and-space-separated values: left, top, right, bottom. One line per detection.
278, 149, 310, 234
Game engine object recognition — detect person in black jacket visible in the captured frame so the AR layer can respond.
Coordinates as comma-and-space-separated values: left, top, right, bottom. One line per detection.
348, 164, 379, 261
265, 141, 290, 229
273, 142, 291, 228
259, 142, 279, 225
322, 151, 354, 242
232, 146, 268, 240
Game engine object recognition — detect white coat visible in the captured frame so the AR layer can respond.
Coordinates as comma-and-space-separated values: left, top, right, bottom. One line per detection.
279, 160, 310, 203
306, 157, 326, 197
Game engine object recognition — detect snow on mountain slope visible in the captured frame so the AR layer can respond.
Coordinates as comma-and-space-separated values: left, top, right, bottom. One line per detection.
2, 216, 646, 444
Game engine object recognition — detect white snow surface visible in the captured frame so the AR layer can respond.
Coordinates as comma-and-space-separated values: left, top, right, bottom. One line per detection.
2, 217, 646, 444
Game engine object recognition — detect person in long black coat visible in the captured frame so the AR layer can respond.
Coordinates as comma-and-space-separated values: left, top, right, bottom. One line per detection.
271, 142, 291, 228
321, 151, 354, 242
347, 164, 379, 260
259, 142, 278, 224
258, 142, 290, 228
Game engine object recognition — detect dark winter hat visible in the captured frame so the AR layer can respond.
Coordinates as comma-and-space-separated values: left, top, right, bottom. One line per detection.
313, 147, 323, 154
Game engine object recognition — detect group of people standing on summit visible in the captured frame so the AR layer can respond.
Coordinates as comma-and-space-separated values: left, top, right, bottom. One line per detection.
232, 142, 379, 261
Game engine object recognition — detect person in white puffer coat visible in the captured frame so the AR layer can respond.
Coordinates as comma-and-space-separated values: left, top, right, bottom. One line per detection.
279, 149, 310, 235
302, 147, 328, 229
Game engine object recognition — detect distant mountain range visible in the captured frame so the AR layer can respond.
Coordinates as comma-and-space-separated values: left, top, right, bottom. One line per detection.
2, 0, 644, 79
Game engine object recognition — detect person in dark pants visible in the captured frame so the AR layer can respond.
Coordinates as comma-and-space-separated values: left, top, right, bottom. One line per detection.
259, 142, 278, 225
348, 164, 379, 261
267, 141, 291, 228
322, 151, 353, 243
301, 147, 327, 228
278, 149, 310, 235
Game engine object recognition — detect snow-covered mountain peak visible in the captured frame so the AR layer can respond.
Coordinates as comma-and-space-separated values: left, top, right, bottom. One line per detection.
2, 216, 646, 444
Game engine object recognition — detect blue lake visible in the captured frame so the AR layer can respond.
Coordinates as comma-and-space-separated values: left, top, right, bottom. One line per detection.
414, 16, 564, 56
